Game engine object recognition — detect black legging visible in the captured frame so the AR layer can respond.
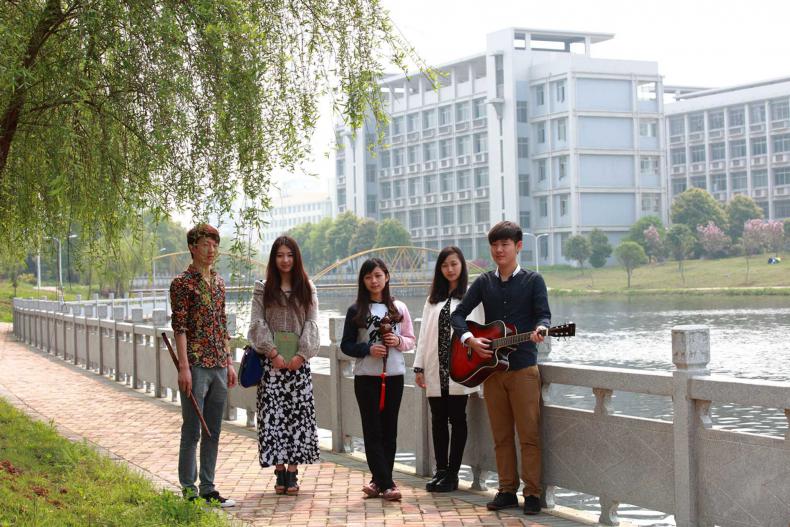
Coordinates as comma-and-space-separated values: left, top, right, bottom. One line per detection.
427, 394, 469, 473
354, 375, 404, 490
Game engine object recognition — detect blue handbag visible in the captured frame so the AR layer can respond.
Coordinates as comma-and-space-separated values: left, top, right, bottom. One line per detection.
239, 345, 264, 388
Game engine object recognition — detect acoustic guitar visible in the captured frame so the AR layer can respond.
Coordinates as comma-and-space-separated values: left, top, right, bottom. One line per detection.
449, 321, 576, 387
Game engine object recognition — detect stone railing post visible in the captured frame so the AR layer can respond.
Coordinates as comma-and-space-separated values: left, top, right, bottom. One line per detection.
671, 325, 711, 527
152, 309, 167, 398
328, 317, 347, 453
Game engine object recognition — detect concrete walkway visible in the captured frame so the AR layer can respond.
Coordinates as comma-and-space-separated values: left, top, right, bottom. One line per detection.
0, 325, 604, 527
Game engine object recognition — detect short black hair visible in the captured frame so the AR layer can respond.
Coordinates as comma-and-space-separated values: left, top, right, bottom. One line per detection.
186, 223, 220, 246
488, 221, 522, 244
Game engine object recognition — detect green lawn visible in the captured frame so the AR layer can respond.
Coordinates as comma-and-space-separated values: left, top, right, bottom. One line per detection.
0, 398, 236, 527
0, 283, 92, 323
539, 254, 790, 294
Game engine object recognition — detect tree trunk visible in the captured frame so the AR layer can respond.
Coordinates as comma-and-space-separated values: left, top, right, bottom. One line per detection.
0, 0, 64, 176
626, 269, 632, 288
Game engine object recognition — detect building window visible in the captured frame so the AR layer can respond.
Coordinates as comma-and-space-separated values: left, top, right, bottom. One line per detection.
559, 195, 568, 216
517, 101, 528, 123
381, 182, 391, 199
728, 107, 745, 127
473, 133, 488, 154
537, 159, 547, 181
474, 167, 489, 187
393, 148, 404, 166
518, 173, 530, 196
440, 172, 454, 193
410, 210, 422, 228
457, 169, 470, 190
394, 179, 405, 198
558, 156, 568, 179
422, 109, 436, 129
750, 103, 766, 124
456, 136, 471, 156
775, 200, 790, 218
689, 113, 704, 133
637, 81, 657, 101
772, 133, 790, 153
419, 143, 434, 163
441, 206, 454, 225
337, 188, 346, 207
690, 145, 706, 163
439, 139, 453, 159
475, 201, 490, 223
472, 98, 486, 120
408, 177, 420, 196
539, 197, 548, 217
455, 101, 470, 123
424, 174, 438, 194
669, 117, 685, 136
708, 111, 724, 130
537, 122, 546, 144
770, 99, 790, 121
406, 145, 418, 165
379, 151, 390, 168
751, 137, 767, 156
712, 174, 727, 192
457, 204, 472, 224
407, 112, 419, 133
336, 159, 345, 176
729, 139, 746, 158
539, 236, 549, 259
640, 120, 658, 137
752, 170, 768, 188
671, 147, 686, 166
366, 165, 376, 182
366, 194, 377, 213
731, 172, 747, 190
709, 142, 725, 161
392, 116, 404, 135
517, 138, 529, 158
556, 119, 567, 142
555, 80, 566, 103
776, 167, 790, 186
671, 178, 687, 195
641, 194, 660, 213
640, 156, 659, 175
691, 176, 706, 189
425, 208, 438, 227
536, 85, 545, 106
438, 105, 452, 126
520, 211, 531, 229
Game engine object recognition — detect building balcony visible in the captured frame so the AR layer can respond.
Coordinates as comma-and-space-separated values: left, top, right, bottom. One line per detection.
442, 226, 455, 236
392, 167, 403, 176
422, 129, 435, 139
409, 196, 421, 206
728, 126, 744, 136
456, 155, 470, 166
457, 224, 472, 234
671, 165, 686, 175
474, 188, 488, 198
688, 132, 704, 143
379, 168, 390, 178
407, 164, 420, 174
751, 156, 766, 167
407, 132, 420, 143
729, 158, 747, 169
473, 118, 487, 129
455, 122, 469, 132
440, 192, 454, 203
474, 152, 488, 164
752, 188, 769, 198
772, 153, 790, 165
709, 161, 725, 172
457, 190, 471, 200
438, 125, 452, 136
750, 123, 766, 134
439, 158, 453, 169
708, 129, 724, 140
690, 162, 705, 173
670, 134, 684, 144
424, 194, 437, 204
391, 134, 404, 145
775, 185, 790, 197
771, 119, 790, 131
423, 161, 436, 171
424, 227, 438, 237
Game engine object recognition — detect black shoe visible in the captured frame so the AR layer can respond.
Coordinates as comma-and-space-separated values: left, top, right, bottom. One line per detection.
523, 494, 541, 515
425, 469, 447, 491
200, 490, 236, 508
275, 468, 287, 495
486, 491, 518, 511
433, 471, 458, 492
286, 469, 299, 495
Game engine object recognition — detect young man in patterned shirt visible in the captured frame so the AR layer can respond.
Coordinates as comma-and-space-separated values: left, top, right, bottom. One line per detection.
170, 223, 237, 507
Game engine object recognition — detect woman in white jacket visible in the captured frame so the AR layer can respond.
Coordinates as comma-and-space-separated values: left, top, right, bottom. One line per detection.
413, 246, 483, 492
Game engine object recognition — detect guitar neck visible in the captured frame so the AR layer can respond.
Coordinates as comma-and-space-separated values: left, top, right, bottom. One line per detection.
491, 329, 544, 349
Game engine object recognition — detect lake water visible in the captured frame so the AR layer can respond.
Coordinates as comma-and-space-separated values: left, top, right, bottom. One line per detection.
229, 291, 790, 526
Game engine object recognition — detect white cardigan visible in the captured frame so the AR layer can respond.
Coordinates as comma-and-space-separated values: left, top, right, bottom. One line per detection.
413, 297, 484, 397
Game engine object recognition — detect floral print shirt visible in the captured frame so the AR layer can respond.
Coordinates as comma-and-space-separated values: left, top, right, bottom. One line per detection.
169, 264, 230, 368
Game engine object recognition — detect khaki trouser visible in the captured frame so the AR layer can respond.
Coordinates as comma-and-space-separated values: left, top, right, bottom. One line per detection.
482, 365, 541, 496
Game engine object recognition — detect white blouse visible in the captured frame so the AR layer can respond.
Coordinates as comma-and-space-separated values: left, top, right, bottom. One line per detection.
413, 297, 484, 397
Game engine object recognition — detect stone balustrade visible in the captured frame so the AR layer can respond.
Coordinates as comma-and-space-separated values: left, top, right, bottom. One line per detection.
11, 301, 790, 527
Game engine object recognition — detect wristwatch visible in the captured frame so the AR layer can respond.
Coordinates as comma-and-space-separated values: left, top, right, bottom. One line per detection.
413, 367, 424, 374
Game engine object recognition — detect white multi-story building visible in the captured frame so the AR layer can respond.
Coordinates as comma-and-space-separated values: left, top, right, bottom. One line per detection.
261, 191, 333, 252
665, 78, 790, 220
334, 28, 666, 265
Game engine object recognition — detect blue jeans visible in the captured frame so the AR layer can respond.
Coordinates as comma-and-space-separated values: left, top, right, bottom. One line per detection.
178, 365, 228, 496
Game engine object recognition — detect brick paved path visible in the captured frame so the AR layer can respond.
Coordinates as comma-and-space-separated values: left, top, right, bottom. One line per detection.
0, 325, 601, 527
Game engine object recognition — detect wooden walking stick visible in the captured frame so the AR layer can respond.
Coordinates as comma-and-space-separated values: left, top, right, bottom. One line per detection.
378, 314, 393, 412
162, 333, 212, 438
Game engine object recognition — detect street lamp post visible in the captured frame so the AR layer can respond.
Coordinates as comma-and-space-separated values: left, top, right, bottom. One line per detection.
524, 232, 550, 274
47, 234, 77, 302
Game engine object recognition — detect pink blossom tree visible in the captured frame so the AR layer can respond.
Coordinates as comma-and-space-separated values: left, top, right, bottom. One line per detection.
742, 219, 767, 283
696, 222, 731, 258
765, 220, 785, 256
643, 225, 663, 263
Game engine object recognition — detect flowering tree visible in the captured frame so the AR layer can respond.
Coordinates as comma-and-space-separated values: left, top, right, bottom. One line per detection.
764, 220, 785, 256
696, 222, 731, 258
643, 225, 663, 263
742, 219, 767, 283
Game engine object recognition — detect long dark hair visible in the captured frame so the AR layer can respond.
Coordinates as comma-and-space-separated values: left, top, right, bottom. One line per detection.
352, 258, 402, 327
263, 236, 313, 312
428, 246, 468, 304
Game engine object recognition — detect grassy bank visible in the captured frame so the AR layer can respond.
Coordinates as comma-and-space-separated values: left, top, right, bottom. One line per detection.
539, 254, 790, 295
0, 283, 92, 323
0, 398, 235, 527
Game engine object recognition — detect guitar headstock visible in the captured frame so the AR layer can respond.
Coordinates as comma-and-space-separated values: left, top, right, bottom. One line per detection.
547, 322, 575, 338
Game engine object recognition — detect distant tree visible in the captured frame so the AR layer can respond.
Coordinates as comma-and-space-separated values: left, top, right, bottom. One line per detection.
671, 188, 729, 236
614, 241, 648, 288
588, 229, 613, 268
348, 219, 378, 255
0, 250, 26, 297
563, 235, 591, 272
785, 219, 790, 251
643, 225, 664, 263
626, 215, 665, 254
665, 224, 695, 284
326, 212, 360, 262
696, 222, 731, 258
288, 223, 316, 269
308, 218, 334, 271
726, 195, 763, 241
765, 220, 785, 257
742, 219, 767, 284
374, 218, 411, 248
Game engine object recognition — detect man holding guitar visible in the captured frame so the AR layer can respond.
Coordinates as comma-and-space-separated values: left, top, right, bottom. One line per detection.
450, 221, 551, 516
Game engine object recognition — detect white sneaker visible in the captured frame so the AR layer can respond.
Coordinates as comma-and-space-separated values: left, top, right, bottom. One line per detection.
201, 490, 236, 508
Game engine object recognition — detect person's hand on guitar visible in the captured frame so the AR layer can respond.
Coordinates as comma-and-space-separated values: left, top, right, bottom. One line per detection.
467, 336, 493, 359
530, 325, 548, 344
381, 332, 400, 348
370, 343, 388, 358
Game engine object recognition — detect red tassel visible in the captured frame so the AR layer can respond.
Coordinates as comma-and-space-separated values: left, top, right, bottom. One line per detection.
379, 373, 387, 412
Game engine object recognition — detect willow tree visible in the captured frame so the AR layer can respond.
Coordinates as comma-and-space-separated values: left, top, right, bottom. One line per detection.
1, 0, 421, 256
